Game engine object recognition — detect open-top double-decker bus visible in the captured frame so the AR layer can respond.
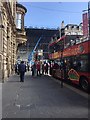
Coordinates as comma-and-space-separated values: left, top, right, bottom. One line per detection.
48, 35, 90, 92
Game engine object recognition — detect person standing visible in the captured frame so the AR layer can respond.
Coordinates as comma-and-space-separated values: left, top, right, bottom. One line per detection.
49, 62, 52, 75
27, 64, 30, 71
45, 62, 48, 75
42, 63, 44, 75
18, 61, 26, 82
15, 63, 18, 74
31, 62, 36, 76
36, 61, 41, 76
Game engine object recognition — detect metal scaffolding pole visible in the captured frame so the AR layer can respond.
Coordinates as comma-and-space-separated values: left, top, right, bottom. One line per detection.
28, 35, 43, 62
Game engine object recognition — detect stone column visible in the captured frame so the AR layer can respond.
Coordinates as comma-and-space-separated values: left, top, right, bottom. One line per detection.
22, 13, 24, 30
7, 25, 10, 77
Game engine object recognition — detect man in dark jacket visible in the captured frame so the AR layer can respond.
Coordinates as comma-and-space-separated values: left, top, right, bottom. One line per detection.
18, 61, 26, 82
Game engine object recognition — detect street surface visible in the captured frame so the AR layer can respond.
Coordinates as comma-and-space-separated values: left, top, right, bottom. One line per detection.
2, 71, 88, 118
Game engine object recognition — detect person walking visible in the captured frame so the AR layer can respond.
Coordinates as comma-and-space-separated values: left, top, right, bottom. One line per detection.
18, 61, 26, 82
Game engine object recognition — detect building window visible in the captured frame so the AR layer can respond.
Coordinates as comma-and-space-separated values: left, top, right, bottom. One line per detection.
74, 26, 77, 29
69, 26, 71, 29
16, 13, 22, 29
65, 27, 67, 30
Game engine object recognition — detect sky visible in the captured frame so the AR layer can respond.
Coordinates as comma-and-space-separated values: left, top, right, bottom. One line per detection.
19, 1, 88, 29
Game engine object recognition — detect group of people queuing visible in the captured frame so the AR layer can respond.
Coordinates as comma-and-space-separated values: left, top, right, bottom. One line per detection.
31, 61, 49, 77
14, 60, 52, 82
14, 59, 69, 82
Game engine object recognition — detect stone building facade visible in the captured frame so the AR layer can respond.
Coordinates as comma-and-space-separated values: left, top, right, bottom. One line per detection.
0, 1, 27, 82
16, 3, 27, 44
16, 3, 27, 63
60, 21, 83, 37
0, 1, 16, 82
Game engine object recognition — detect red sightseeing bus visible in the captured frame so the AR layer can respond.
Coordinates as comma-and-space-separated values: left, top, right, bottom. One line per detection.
48, 35, 90, 92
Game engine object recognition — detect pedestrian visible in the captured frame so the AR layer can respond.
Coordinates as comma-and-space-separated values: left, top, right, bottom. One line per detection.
42, 63, 44, 75
45, 62, 48, 75
36, 61, 41, 76
15, 63, 19, 75
49, 62, 52, 75
31, 62, 36, 76
15, 63, 18, 74
18, 61, 26, 82
31, 65, 33, 76
27, 64, 30, 71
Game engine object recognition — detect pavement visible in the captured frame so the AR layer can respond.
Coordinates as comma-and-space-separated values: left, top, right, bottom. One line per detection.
1, 71, 89, 119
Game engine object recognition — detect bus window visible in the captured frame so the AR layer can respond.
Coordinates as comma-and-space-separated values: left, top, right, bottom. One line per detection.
49, 46, 54, 53
70, 39, 76, 46
75, 55, 88, 72
64, 37, 71, 49
64, 43, 70, 49
56, 44, 60, 52
79, 58, 88, 72
53, 62, 59, 69
76, 61, 81, 71
57, 40, 64, 51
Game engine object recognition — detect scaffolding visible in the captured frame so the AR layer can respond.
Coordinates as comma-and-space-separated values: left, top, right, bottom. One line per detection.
28, 35, 43, 64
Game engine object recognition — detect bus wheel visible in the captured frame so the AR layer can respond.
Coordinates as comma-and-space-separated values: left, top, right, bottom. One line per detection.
80, 77, 88, 92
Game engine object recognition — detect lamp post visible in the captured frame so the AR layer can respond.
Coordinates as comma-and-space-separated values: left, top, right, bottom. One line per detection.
60, 38, 64, 88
